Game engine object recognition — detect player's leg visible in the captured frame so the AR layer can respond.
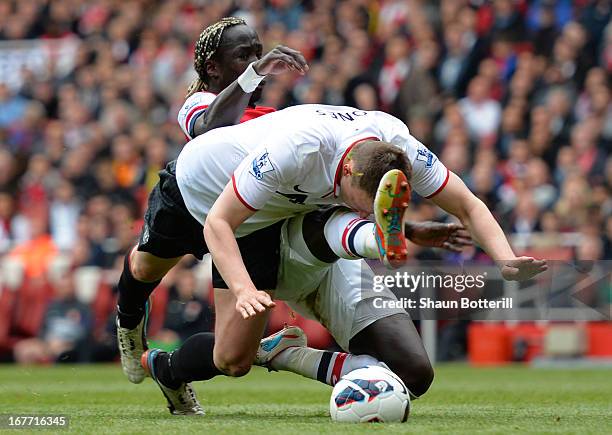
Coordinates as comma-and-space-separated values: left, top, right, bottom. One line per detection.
147, 289, 269, 387
117, 161, 208, 385
141, 287, 269, 416
116, 247, 182, 384
300, 251, 432, 397
267, 207, 429, 393
346, 169, 433, 396
212, 289, 270, 375
264, 324, 382, 386
147, 288, 269, 385
269, 258, 398, 387
297, 257, 432, 398
305, 206, 379, 261
263, 212, 389, 386
147, 221, 285, 387
257, 172, 413, 387
349, 313, 434, 399
305, 251, 432, 397
308, 168, 410, 266
117, 248, 181, 329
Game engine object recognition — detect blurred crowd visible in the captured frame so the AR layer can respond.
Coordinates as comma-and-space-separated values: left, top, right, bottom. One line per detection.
0, 0, 610, 362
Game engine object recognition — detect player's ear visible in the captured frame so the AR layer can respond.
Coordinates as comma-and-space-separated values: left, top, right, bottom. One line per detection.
343, 162, 353, 176
205, 60, 220, 82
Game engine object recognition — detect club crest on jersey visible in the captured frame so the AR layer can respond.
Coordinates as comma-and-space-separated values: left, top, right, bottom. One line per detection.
250, 149, 274, 180
416, 145, 436, 169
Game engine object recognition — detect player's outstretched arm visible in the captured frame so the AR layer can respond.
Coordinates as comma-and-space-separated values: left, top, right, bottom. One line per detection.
204, 182, 276, 319
193, 46, 308, 136
429, 172, 548, 281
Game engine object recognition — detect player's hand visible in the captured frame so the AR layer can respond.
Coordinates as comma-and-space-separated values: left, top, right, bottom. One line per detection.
235, 287, 276, 319
500, 257, 548, 281
253, 45, 309, 76
404, 221, 473, 252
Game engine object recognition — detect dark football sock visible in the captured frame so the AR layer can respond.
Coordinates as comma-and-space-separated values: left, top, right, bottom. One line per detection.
116, 251, 160, 330
158, 333, 223, 387
153, 352, 182, 390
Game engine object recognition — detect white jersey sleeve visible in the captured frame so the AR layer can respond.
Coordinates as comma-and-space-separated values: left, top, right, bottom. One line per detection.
380, 114, 450, 198
410, 140, 450, 198
177, 91, 217, 139
231, 139, 302, 211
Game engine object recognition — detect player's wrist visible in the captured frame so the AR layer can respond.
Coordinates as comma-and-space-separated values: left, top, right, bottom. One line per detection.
233, 282, 256, 297
499, 254, 519, 264
237, 62, 265, 93
251, 60, 265, 76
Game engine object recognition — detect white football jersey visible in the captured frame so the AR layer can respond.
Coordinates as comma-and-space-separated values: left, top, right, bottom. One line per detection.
176, 104, 449, 237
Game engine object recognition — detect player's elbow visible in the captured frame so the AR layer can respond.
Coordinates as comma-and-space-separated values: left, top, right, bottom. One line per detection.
197, 107, 237, 135
457, 193, 485, 227
192, 115, 209, 136
197, 112, 223, 135
203, 215, 223, 244
203, 218, 213, 238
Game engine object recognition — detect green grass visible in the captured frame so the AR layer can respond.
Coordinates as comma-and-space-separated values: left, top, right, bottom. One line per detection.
0, 364, 610, 434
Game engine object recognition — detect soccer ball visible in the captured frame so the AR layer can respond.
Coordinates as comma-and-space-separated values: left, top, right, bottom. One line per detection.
329, 365, 410, 423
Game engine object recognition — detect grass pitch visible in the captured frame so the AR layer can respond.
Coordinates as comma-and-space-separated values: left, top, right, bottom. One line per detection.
0, 364, 610, 434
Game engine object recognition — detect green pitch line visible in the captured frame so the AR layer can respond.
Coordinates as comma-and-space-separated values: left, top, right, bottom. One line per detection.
0, 364, 610, 434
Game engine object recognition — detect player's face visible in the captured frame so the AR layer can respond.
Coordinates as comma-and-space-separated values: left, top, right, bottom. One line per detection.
216, 25, 264, 103
341, 178, 374, 218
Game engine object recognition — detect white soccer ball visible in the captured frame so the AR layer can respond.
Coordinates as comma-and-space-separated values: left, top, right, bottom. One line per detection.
329, 365, 410, 423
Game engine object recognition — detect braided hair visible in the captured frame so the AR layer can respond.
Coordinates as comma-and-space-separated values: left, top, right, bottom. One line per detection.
186, 17, 247, 98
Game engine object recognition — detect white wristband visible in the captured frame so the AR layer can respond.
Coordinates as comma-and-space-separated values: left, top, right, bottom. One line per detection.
237, 62, 265, 93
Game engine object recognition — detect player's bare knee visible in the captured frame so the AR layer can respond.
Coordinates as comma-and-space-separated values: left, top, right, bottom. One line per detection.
130, 262, 159, 282
213, 351, 253, 377
381, 350, 433, 398
225, 363, 251, 377
130, 256, 163, 282
399, 357, 434, 398
215, 358, 252, 377
416, 358, 434, 396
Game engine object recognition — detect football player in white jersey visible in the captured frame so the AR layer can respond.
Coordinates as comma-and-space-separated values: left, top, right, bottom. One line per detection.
138, 103, 546, 414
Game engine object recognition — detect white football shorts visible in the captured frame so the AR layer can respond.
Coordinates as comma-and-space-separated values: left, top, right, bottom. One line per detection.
274, 212, 408, 350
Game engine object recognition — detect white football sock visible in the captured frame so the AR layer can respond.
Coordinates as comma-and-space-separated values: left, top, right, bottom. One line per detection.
270, 347, 382, 386
323, 210, 379, 260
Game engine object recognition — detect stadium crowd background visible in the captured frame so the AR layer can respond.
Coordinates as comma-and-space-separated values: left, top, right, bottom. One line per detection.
0, 0, 610, 364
